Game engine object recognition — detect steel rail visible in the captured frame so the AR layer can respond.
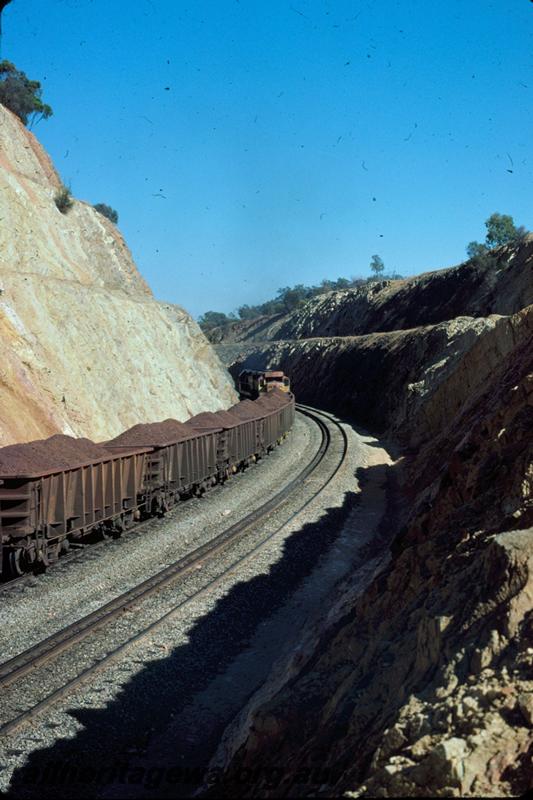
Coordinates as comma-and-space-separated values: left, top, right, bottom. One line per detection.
0, 405, 347, 738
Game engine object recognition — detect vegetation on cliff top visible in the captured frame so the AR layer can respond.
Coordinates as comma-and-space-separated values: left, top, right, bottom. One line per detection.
0, 60, 52, 126
54, 185, 74, 214
466, 212, 527, 265
370, 254, 385, 278
199, 267, 403, 332
93, 203, 119, 224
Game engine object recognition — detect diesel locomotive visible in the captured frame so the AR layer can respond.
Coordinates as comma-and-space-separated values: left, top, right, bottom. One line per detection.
0, 383, 294, 577
238, 369, 291, 400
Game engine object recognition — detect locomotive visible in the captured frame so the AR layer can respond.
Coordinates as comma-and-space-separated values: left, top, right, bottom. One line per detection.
238, 369, 291, 400
0, 386, 295, 577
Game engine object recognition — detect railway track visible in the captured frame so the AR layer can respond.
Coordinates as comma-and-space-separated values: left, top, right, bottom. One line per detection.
0, 405, 347, 740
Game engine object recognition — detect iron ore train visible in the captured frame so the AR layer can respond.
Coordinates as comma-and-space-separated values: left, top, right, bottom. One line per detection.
0, 374, 294, 577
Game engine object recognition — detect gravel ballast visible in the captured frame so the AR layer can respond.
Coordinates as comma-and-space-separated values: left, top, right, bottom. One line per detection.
0, 411, 394, 798
0, 414, 316, 663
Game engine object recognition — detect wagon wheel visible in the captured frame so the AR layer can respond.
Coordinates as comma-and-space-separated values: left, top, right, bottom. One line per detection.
122, 511, 134, 530
99, 521, 114, 539
7, 548, 25, 577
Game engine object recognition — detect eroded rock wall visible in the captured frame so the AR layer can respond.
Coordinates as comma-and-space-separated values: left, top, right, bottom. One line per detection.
223, 308, 531, 448
0, 104, 237, 444
211, 221, 533, 796
211, 305, 533, 799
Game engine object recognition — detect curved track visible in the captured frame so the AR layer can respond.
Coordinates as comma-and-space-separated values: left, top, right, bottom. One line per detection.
0, 405, 347, 738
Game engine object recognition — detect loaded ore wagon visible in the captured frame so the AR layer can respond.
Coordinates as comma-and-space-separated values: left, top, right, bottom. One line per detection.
105, 419, 217, 512
0, 436, 148, 575
0, 386, 295, 578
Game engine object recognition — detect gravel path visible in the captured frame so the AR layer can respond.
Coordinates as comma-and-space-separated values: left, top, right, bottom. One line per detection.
0, 412, 393, 799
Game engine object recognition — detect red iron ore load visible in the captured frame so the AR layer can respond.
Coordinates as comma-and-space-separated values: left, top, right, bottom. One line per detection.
228, 399, 265, 420
0, 434, 113, 476
253, 388, 288, 410
185, 410, 240, 429
106, 419, 195, 449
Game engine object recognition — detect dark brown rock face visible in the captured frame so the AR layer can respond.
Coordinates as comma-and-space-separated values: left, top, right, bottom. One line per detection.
223, 310, 529, 447
208, 244, 533, 797
212, 304, 533, 799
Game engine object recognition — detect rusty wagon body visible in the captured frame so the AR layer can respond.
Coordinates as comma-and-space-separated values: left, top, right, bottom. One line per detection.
0, 389, 295, 577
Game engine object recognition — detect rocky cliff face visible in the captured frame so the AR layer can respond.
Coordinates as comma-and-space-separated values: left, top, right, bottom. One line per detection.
211, 240, 532, 795
219, 239, 533, 450
213, 303, 533, 797
0, 104, 237, 445
219, 313, 522, 446
211, 239, 533, 344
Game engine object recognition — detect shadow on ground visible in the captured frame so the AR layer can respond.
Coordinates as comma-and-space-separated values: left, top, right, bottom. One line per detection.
5, 427, 400, 800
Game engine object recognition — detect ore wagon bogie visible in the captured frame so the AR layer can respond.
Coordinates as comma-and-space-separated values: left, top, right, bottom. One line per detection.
0, 387, 295, 577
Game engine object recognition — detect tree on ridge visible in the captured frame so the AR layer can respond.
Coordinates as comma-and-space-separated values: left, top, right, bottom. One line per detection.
0, 60, 53, 126
466, 212, 527, 262
370, 254, 385, 278
485, 213, 526, 248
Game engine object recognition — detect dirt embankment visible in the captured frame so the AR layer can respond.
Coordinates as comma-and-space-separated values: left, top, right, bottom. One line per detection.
211, 241, 533, 796
0, 104, 237, 445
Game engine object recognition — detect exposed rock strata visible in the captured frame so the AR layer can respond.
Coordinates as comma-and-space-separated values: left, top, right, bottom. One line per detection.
210, 302, 533, 798
209, 233, 533, 795
0, 104, 237, 444
210, 237, 533, 344
221, 308, 530, 448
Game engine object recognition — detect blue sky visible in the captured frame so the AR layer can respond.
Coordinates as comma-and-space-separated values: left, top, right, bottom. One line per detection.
3, 0, 532, 317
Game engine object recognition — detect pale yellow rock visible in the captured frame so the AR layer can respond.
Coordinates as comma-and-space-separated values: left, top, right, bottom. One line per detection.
0, 104, 237, 444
